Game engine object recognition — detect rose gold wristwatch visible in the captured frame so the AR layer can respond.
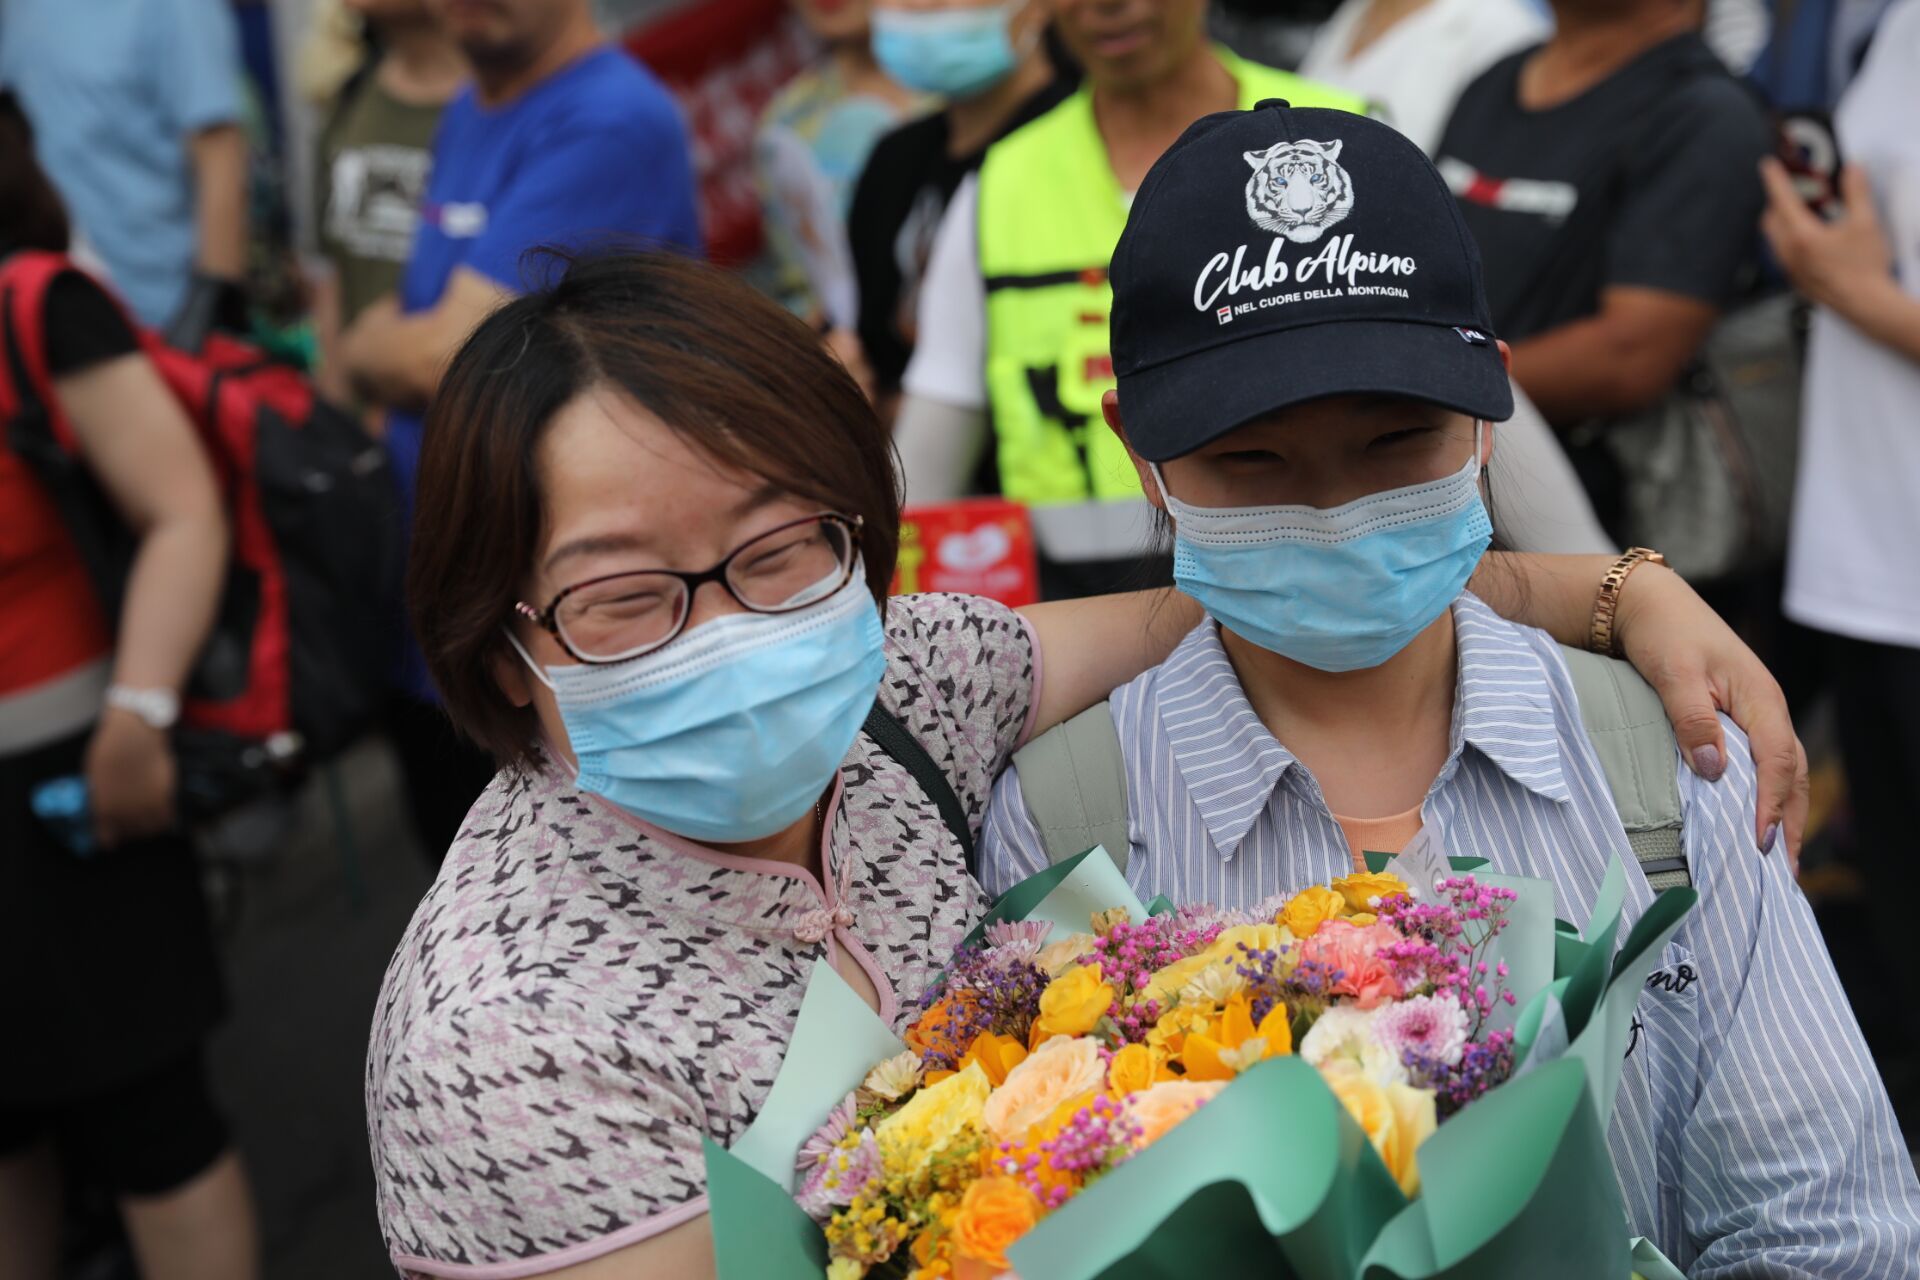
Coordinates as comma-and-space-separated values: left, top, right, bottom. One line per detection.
1590, 547, 1667, 658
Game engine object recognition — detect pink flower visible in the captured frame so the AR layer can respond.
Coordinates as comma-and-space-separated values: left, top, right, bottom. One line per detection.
797, 1093, 856, 1175
984, 920, 1054, 968
1372, 993, 1470, 1068
1301, 920, 1406, 1010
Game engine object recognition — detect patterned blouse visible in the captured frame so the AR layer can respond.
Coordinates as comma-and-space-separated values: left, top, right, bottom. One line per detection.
366, 594, 1037, 1277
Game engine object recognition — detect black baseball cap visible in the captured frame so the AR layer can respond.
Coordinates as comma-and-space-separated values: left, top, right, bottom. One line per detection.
1110, 102, 1514, 463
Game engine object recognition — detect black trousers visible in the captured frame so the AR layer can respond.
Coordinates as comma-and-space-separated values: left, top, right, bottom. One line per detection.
1826, 630, 1920, 1113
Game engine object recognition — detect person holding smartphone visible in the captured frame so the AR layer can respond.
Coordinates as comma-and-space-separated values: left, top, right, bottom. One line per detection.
1764, 0, 1920, 1145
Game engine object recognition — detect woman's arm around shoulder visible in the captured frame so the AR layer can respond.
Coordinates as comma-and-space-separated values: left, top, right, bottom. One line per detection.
1021, 558, 1808, 857
882, 592, 1041, 820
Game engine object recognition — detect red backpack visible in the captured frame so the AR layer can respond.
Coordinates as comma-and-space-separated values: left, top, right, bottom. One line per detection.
1, 250, 402, 814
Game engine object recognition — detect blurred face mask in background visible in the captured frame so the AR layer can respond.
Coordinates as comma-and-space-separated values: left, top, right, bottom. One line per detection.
872, 2, 1027, 97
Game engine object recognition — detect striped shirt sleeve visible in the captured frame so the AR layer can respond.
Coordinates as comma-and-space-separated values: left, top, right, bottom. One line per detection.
978, 765, 1056, 899
1676, 717, 1920, 1278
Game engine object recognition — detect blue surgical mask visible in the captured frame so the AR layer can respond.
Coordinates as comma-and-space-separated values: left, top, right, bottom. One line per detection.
508, 570, 887, 844
872, 3, 1026, 98
1154, 424, 1491, 673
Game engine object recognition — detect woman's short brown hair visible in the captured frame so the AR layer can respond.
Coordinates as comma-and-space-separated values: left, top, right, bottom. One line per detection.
408, 250, 900, 768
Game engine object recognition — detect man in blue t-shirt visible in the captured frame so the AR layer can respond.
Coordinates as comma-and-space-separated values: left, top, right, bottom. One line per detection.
341, 0, 701, 860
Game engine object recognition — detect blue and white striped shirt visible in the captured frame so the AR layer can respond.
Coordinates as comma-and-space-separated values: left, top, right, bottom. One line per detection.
981, 593, 1920, 1275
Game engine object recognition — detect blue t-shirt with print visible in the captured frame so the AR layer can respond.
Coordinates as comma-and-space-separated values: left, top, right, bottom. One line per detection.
388, 45, 701, 700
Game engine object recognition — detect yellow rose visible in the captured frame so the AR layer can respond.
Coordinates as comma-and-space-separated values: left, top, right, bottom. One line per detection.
1121, 1079, 1225, 1149
1030, 963, 1114, 1044
826, 1258, 866, 1280
1106, 1042, 1170, 1095
949, 1176, 1042, 1271
1330, 871, 1409, 915
1034, 931, 1099, 976
1280, 885, 1349, 939
1140, 924, 1289, 1006
1319, 1061, 1435, 1196
983, 1036, 1108, 1146
876, 1061, 990, 1173
956, 1032, 1029, 1087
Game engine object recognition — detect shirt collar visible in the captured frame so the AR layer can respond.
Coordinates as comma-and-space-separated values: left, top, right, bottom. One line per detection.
1446, 593, 1574, 806
1156, 596, 1572, 862
1155, 621, 1300, 861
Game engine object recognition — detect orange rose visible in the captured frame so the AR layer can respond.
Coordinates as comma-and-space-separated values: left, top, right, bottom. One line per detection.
1121, 1080, 1225, 1149
949, 1176, 1042, 1271
907, 990, 981, 1065
958, 1032, 1029, 1086
995, 1091, 1098, 1202
984, 1036, 1107, 1146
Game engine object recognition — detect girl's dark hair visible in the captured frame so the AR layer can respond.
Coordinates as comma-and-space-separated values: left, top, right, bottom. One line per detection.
409, 250, 901, 768
0, 91, 72, 253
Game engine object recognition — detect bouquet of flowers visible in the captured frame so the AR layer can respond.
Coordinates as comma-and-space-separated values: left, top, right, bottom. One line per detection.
703, 847, 1696, 1280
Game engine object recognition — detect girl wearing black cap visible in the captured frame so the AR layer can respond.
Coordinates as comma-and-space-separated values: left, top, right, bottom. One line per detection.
979, 103, 1920, 1274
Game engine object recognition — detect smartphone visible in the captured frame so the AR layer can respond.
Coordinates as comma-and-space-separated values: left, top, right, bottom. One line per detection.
1777, 111, 1843, 217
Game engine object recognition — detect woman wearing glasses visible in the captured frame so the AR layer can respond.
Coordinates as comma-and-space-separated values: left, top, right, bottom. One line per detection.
368, 251, 1807, 1280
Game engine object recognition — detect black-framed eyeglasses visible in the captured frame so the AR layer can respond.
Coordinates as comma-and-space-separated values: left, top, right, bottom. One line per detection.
514, 513, 863, 664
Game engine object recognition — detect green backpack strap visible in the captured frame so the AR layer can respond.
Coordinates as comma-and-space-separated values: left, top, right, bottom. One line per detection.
1559, 646, 1690, 891
1010, 702, 1132, 873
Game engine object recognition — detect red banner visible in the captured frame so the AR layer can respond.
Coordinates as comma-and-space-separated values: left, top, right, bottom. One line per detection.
892, 499, 1040, 607
623, 0, 816, 267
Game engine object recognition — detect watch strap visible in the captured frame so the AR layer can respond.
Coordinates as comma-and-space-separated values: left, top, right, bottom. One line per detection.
1590, 547, 1666, 658
105, 684, 180, 731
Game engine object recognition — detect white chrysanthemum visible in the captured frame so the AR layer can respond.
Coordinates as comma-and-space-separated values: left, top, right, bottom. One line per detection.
1179, 963, 1248, 1007
1299, 1005, 1409, 1086
862, 1050, 924, 1101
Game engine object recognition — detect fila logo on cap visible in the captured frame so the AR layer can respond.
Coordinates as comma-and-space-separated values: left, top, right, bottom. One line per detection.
1217, 305, 1233, 325
1244, 139, 1354, 244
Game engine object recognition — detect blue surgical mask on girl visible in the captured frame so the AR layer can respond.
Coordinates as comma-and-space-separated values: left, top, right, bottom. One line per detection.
871, 2, 1027, 98
1153, 422, 1492, 673
507, 569, 887, 844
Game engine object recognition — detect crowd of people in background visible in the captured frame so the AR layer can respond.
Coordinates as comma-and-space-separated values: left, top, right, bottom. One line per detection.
2, 0, 1918, 1275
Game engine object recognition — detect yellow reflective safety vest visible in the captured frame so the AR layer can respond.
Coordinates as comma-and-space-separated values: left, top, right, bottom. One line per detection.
978, 53, 1366, 514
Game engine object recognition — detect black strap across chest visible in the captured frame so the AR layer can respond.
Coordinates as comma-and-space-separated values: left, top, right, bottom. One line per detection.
861, 703, 978, 879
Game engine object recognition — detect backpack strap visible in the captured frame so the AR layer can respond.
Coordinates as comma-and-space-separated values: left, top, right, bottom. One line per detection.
1009, 702, 1131, 873
1559, 646, 1690, 891
0, 250, 71, 437
862, 702, 977, 878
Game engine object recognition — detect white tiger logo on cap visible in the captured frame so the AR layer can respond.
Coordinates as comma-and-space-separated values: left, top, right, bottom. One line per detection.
1244, 139, 1354, 244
